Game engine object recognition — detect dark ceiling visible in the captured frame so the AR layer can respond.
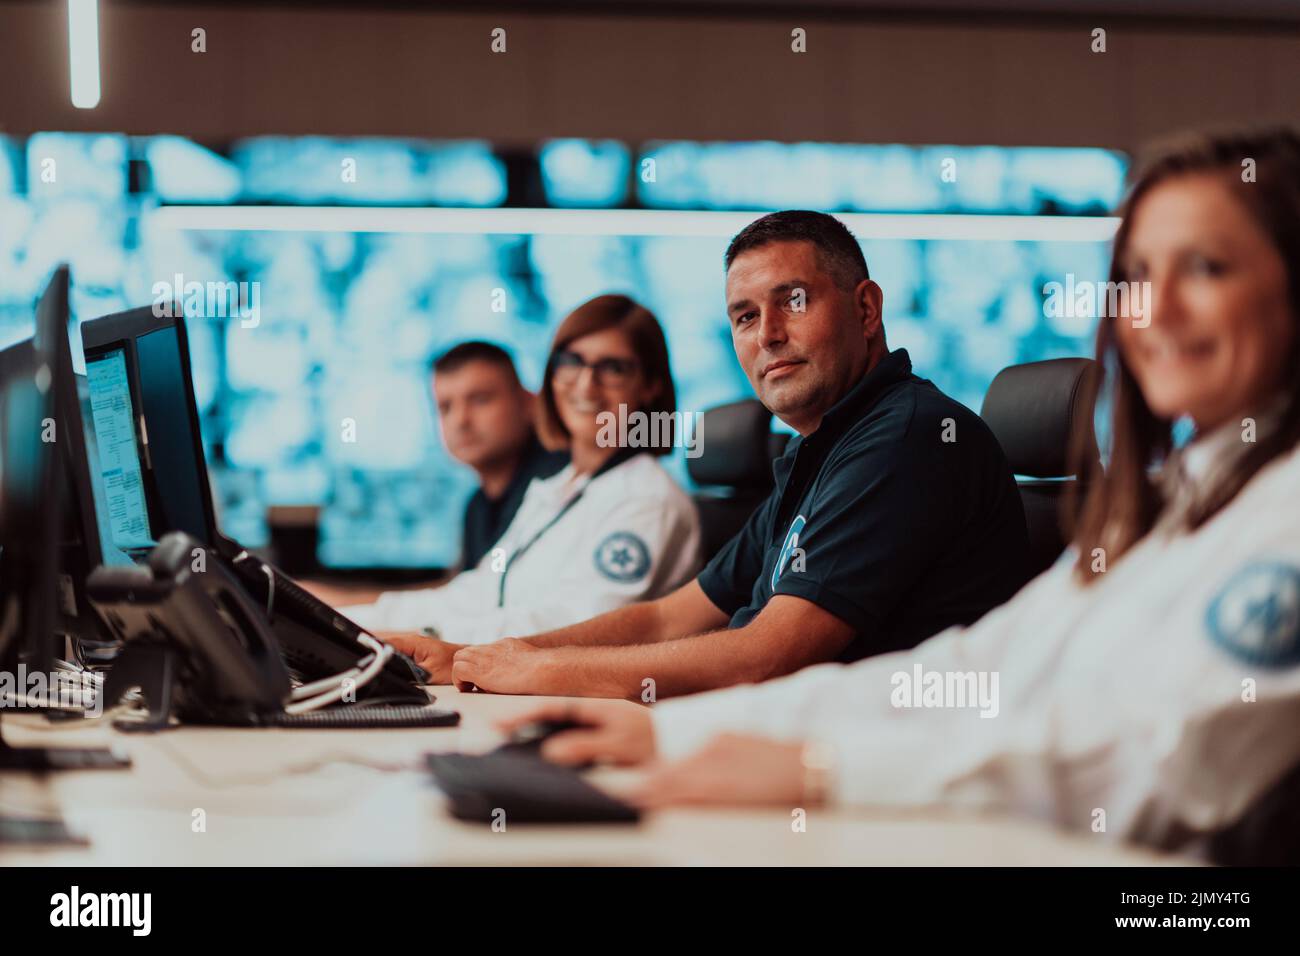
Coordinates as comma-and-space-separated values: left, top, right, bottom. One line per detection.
55, 0, 1300, 24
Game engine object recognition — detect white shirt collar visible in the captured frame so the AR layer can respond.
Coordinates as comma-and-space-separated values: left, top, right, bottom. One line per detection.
1178, 419, 1246, 487
1160, 395, 1287, 518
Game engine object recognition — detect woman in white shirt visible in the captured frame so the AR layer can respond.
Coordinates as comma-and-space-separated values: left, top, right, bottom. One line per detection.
502, 128, 1300, 858
349, 294, 701, 679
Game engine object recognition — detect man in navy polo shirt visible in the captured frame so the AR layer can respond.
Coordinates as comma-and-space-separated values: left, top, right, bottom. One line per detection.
392, 211, 1030, 697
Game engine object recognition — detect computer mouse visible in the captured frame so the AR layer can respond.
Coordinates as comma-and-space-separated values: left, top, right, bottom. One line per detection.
493, 719, 594, 767
500, 718, 586, 753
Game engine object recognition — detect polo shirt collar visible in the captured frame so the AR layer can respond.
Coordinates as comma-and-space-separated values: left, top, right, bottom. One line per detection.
772, 348, 913, 481
769, 348, 915, 489
816, 348, 913, 440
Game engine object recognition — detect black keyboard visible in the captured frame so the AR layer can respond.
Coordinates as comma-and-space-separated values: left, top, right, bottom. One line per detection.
426, 753, 641, 824
0, 816, 90, 846
269, 703, 459, 730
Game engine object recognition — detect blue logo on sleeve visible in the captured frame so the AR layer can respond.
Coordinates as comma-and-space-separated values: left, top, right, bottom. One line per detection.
594, 531, 651, 583
771, 514, 807, 591
1206, 562, 1300, 668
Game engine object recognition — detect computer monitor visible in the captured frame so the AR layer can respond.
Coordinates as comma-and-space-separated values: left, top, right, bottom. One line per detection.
0, 267, 129, 769
0, 336, 56, 674
80, 306, 220, 551
78, 305, 429, 696
34, 267, 119, 651
0, 266, 108, 666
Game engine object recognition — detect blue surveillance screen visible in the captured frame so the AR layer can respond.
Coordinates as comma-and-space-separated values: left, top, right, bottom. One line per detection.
84, 347, 153, 552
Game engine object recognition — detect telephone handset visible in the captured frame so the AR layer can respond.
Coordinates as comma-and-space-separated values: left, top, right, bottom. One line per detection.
89, 531, 293, 727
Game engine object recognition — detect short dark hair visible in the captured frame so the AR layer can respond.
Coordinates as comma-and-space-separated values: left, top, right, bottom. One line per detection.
431, 340, 520, 384
724, 210, 870, 290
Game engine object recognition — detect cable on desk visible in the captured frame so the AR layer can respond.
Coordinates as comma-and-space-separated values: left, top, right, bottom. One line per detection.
149, 734, 420, 789
283, 631, 395, 714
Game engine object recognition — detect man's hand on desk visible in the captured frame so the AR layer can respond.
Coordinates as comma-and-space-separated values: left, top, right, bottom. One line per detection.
452, 639, 549, 695
373, 632, 466, 684
495, 699, 657, 766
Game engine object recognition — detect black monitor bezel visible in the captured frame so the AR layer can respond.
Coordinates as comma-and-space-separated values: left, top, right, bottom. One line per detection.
0, 336, 55, 675
80, 305, 221, 548
0, 267, 80, 672
43, 265, 123, 647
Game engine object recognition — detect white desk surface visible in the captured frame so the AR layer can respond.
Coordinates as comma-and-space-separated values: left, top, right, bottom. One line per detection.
0, 688, 1189, 867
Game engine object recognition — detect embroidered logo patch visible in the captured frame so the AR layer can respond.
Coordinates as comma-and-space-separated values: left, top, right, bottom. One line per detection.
1206, 561, 1300, 668
771, 514, 807, 591
594, 531, 651, 583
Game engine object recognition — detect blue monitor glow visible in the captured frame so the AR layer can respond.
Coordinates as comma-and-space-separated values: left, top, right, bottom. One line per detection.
80, 307, 221, 552
0, 133, 1125, 569
84, 347, 154, 552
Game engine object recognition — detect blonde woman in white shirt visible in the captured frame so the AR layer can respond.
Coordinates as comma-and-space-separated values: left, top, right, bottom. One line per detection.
501, 128, 1300, 858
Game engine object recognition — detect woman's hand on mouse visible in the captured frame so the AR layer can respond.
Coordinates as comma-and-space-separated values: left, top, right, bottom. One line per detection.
495, 699, 656, 767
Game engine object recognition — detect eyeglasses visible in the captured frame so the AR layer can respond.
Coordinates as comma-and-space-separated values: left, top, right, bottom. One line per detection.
551, 350, 640, 387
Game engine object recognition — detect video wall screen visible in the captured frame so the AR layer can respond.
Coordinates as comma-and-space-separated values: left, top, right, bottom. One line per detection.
0, 134, 1123, 567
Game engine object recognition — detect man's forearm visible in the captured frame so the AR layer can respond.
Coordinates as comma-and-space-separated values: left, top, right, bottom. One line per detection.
522, 600, 666, 649
533, 628, 786, 700
525, 595, 858, 700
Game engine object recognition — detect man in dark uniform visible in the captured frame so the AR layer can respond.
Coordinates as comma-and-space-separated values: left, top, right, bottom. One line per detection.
303, 341, 566, 609
431, 342, 567, 570
393, 213, 1030, 695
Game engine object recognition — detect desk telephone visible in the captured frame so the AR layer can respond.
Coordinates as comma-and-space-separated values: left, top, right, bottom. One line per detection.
87, 532, 457, 730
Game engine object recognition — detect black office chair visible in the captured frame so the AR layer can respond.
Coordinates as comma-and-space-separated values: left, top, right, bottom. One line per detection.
980, 358, 1101, 582
687, 399, 789, 562
981, 362, 1300, 864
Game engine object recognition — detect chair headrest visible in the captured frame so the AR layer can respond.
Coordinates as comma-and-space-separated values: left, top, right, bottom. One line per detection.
980, 358, 1101, 478
687, 399, 778, 489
